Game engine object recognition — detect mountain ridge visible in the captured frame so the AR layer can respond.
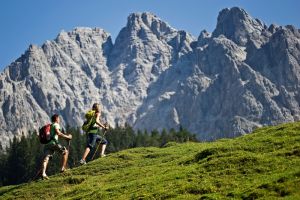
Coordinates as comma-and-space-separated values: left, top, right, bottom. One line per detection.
0, 7, 300, 147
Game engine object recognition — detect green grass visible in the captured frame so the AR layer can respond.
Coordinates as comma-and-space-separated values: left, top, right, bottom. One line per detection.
1, 122, 300, 199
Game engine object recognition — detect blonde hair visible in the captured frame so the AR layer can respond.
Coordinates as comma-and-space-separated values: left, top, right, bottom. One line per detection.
92, 103, 100, 112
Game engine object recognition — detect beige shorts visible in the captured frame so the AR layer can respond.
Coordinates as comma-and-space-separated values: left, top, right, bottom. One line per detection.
44, 143, 67, 159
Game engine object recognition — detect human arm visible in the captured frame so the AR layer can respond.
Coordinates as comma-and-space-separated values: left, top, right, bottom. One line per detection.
95, 112, 109, 130
55, 127, 72, 140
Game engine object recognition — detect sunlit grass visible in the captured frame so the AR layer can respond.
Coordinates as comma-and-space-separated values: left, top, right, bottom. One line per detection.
1, 122, 300, 199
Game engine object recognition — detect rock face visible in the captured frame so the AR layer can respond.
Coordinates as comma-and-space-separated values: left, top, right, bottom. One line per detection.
0, 7, 299, 147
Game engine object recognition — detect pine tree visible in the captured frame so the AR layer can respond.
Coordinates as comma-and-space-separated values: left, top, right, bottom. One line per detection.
0, 144, 7, 186
150, 129, 160, 147
142, 130, 151, 147
135, 130, 144, 147
159, 128, 169, 147
5, 135, 27, 185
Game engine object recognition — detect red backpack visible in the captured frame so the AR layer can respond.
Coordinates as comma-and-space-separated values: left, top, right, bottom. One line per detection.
39, 124, 52, 144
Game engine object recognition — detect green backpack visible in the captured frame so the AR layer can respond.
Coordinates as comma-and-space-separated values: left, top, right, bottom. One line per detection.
82, 110, 96, 132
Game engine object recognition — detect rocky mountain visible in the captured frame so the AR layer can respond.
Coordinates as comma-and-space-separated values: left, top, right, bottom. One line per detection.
0, 7, 299, 147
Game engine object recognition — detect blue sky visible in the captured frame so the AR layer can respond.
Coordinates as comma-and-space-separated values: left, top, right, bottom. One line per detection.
0, 0, 299, 71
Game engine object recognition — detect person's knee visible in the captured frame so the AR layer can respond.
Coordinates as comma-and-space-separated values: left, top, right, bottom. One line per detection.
101, 139, 108, 145
43, 156, 50, 163
87, 141, 95, 149
59, 145, 67, 155
63, 149, 68, 155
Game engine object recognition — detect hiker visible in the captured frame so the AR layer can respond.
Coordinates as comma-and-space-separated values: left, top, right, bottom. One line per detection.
41, 114, 72, 179
80, 103, 109, 165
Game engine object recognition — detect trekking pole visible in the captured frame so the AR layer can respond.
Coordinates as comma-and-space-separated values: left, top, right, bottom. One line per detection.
63, 128, 71, 154
31, 167, 42, 181
31, 157, 44, 181
67, 139, 71, 153
91, 129, 107, 160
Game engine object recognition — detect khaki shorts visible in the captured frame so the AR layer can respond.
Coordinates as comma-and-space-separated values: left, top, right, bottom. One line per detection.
44, 143, 67, 159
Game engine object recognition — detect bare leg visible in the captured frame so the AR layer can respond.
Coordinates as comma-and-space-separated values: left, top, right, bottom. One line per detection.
100, 144, 107, 156
81, 147, 90, 161
61, 150, 69, 171
42, 156, 49, 176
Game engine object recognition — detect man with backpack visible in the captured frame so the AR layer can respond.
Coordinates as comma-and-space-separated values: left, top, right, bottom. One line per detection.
80, 103, 109, 165
41, 114, 72, 180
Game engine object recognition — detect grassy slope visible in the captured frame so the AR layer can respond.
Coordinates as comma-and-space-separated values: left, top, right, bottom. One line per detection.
1, 122, 300, 200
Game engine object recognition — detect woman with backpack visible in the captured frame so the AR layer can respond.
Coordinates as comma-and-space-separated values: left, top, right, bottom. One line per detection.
80, 103, 109, 165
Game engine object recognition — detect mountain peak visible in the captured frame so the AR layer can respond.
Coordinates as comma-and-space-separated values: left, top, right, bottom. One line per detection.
128, 12, 156, 21
70, 27, 109, 36
197, 29, 211, 46
126, 12, 176, 36
55, 27, 110, 44
127, 12, 160, 26
220, 7, 249, 20
212, 7, 266, 46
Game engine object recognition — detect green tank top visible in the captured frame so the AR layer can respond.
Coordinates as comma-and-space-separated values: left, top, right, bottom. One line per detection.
49, 123, 60, 144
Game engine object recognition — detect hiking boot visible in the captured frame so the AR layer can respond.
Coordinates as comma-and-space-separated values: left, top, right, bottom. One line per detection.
100, 154, 107, 158
42, 175, 49, 180
79, 159, 86, 165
